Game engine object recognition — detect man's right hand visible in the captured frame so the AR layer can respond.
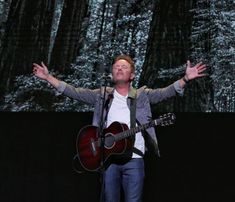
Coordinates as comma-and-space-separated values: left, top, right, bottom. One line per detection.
33, 62, 50, 80
32, 62, 60, 88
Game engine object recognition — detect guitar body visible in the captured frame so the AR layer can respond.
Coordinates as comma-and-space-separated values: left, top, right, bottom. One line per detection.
75, 113, 176, 172
76, 122, 133, 172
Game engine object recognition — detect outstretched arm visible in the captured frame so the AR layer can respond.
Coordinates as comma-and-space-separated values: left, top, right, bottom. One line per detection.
179, 60, 207, 88
32, 62, 60, 88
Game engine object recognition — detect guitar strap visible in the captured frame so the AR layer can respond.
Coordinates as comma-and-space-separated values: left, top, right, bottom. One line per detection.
130, 88, 137, 129
129, 89, 144, 157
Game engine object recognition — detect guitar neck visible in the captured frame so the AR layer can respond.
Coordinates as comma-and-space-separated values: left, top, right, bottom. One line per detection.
114, 119, 158, 141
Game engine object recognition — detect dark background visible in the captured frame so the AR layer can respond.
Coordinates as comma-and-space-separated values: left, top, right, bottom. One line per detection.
1, 112, 235, 202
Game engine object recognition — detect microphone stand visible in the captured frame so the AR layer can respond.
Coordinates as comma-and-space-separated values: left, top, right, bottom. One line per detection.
99, 74, 111, 202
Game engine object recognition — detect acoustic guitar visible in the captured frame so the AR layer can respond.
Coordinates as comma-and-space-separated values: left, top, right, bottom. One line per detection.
76, 113, 175, 172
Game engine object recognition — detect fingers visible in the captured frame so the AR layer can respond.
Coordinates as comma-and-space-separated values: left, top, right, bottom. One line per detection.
32, 61, 47, 73
32, 63, 40, 73
197, 64, 207, 76
198, 67, 207, 73
192, 62, 207, 74
33, 63, 41, 68
41, 61, 47, 69
33, 65, 40, 73
32, 67, 38, 75
197, 73, 207, 78
187, 61, 206, 70
33, 62, 47, 69
187, 60, 191, 68
194, 62, 203, 69
32, 63, 41, 77
197, 64, 206, 69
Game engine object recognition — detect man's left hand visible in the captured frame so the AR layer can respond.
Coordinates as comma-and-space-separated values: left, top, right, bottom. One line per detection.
185, 60, 207, 81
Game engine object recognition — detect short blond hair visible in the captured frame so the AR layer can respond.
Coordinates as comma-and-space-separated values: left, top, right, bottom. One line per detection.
113, 55, 135, 72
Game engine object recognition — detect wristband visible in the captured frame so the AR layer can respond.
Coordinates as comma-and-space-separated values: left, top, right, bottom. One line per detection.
183, 76, 189, 84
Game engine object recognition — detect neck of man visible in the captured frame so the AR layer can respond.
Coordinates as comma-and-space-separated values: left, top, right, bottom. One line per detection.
114, 81, 130, 96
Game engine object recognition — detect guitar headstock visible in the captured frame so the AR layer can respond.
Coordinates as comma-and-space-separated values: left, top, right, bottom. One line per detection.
158, 113, 176, 126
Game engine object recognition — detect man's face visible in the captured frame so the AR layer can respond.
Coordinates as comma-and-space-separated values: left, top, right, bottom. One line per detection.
112, 59, 135, 84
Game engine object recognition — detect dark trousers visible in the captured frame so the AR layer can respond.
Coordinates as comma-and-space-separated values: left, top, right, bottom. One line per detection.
103, 158, 145, 202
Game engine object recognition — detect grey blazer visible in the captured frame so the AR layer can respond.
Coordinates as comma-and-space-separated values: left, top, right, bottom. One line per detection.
57, 80, 184, 157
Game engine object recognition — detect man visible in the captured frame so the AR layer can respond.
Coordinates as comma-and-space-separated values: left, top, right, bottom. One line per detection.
33, 55, 206, 202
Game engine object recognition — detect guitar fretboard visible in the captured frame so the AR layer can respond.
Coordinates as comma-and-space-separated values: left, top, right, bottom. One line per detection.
113, 112, 175, 141
114, 119, 158, 141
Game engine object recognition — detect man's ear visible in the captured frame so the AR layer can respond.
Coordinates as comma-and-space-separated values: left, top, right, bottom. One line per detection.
130, 73, 135, 80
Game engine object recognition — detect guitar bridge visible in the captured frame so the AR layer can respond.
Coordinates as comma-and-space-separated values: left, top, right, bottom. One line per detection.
90, 138, 97, 156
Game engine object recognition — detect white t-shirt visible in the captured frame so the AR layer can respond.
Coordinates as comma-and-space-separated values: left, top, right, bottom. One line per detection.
106, 90, 145, 158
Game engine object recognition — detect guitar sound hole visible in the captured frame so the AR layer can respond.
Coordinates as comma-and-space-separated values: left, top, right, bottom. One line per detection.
104, 133, 115, 149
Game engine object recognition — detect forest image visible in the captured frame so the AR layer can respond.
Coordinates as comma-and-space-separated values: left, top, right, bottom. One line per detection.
0, 0, 234, 112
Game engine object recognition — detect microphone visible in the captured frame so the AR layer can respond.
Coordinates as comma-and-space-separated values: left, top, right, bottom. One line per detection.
100, 73, 113, 84
102, 73, 112, 80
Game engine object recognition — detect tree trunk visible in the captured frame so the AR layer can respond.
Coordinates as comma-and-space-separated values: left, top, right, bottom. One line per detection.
0, 0, 55, 95
49, 0, 88, 72
138, 0, 210, 112
139, 0, 195, 84
93, 0, 107, 73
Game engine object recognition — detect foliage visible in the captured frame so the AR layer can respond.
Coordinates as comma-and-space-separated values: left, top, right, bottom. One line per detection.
0, 70, 94, 112
190, 0, 235, 112
75, 0, 154, 88
209, 0, 235, 112
1, 0, 234, 112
